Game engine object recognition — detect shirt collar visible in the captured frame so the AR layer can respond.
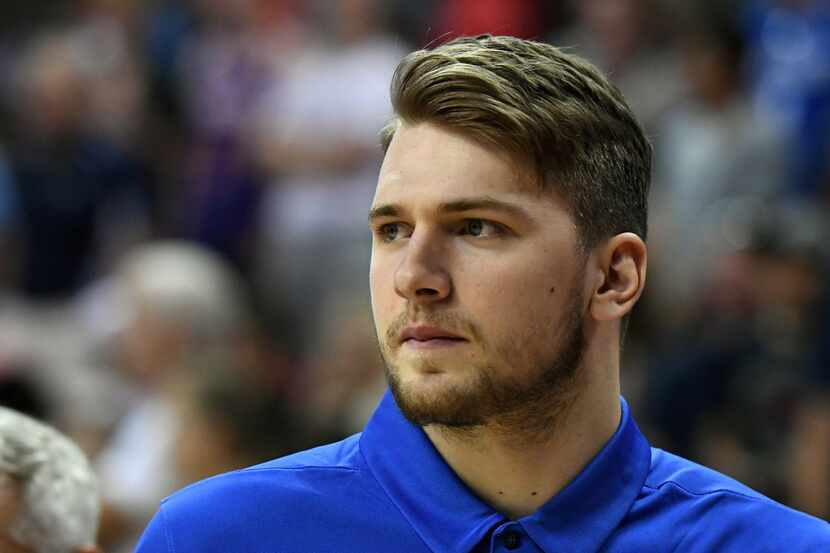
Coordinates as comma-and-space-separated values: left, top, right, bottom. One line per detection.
360, 390, 651, 553
520, 396, 652, 553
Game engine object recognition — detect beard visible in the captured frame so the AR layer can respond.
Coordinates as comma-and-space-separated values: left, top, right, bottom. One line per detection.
379, 282, 586, 437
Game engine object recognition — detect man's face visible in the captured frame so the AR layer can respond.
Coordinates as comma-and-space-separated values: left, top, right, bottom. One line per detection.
369, 122, 588, 430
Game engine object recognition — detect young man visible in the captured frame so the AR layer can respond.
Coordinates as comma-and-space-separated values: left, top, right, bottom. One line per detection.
136, 35, 830, 552
0, 407, 101, 553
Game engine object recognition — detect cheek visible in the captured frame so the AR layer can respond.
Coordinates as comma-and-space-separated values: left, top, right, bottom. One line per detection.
369, 256, 397, 328
471, 256, 563, 312
467, 257, 572, 348
368, 253, 384, 304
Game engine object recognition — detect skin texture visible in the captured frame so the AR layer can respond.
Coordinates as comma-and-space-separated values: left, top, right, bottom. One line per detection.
370, 122, 647, 518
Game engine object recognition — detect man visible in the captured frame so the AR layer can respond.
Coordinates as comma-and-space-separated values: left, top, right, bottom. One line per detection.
0, 407, 101, 553
136, 35, 830, 552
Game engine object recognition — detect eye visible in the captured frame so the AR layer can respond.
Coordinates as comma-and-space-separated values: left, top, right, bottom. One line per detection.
460, 219, 503, 238
377, 223, 412, 242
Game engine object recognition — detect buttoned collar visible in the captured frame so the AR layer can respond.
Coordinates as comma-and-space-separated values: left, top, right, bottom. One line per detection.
359, 390, 651, 553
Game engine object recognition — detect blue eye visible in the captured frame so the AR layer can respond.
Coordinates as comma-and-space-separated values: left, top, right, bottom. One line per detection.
466, 219, 483, 236
461, 219, 503, 238
377, 223, 412, 242
382, 224, 400, 241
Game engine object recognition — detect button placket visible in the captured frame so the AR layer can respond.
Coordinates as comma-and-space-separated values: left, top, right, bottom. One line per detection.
490, 522, 535, 552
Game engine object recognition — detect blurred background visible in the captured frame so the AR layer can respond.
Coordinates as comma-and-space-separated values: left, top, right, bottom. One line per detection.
0, 0, 827, 549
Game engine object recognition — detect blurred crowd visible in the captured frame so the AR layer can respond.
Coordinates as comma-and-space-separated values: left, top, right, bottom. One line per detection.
0, 0, 827, 549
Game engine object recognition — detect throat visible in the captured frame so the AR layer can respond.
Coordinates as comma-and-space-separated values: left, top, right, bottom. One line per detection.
432, 427, 567, 520
426, 424, 564, 519
492, 490, 546, 521
423, 393, 621, 519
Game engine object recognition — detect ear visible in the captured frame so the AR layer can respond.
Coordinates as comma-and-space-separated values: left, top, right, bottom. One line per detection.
589, 232, 647, 322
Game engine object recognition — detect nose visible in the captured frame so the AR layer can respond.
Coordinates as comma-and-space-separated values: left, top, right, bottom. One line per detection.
393, 230, 451, 303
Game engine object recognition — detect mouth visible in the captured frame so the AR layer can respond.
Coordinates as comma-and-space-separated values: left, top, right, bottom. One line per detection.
399, 326, 467, 349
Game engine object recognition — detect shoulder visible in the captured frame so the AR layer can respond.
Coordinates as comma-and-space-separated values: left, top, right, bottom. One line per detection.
646, 447, 767, 499
247, 432, 364, 472
640, 448, 830, 552
171, 433, 364, 500
135, 434, 391, 552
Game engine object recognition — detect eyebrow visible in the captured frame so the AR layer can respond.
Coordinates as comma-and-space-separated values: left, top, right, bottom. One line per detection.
368, 196, 531, 223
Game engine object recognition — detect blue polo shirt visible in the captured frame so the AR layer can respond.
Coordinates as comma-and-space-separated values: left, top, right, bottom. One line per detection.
136, 392, 830, 552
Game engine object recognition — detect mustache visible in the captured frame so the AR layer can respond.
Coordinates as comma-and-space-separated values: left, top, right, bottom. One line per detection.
384, 308, 481, 347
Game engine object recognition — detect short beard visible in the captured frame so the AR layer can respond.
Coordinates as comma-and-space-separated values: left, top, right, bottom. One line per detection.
381, 285, 586, 442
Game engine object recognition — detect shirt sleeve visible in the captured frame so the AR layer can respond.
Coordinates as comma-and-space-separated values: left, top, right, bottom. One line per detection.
134, 506, 172, 553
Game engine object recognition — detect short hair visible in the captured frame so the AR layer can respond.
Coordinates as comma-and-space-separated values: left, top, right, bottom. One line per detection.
0, 407, 99, 553
381, 35, 652, 250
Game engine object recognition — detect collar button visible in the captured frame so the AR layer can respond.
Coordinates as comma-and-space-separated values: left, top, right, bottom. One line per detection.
503, 530, 521, 550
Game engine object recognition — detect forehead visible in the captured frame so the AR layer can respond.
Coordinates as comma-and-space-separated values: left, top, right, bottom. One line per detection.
374, 122, 542, 205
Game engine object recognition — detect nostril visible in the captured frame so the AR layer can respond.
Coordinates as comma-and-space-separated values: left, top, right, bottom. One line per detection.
415, 288, 439, 296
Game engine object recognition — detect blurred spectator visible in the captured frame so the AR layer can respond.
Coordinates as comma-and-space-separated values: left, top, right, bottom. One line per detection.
7, 30, 152, 299
253, 0, 404, 347
94, 241, 254, 552
646, 203, 829, 504
174, 0, 306, 271
743, 0, 830, 197
551, 0, 683, 132
649, 14, 787, 328
71, 0, 147, 147
0, 406, 101, 553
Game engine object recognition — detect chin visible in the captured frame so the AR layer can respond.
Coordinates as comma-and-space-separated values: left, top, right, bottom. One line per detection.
386, 363, 494, 428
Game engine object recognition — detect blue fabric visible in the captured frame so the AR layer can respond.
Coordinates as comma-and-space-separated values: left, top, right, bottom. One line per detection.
136, 391, 830, 552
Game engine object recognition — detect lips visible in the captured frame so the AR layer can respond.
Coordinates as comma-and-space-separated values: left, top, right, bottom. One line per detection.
400, 325, 466, 343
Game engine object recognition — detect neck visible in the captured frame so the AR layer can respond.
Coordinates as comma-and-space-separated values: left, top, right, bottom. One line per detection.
424, 357, 621, 519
